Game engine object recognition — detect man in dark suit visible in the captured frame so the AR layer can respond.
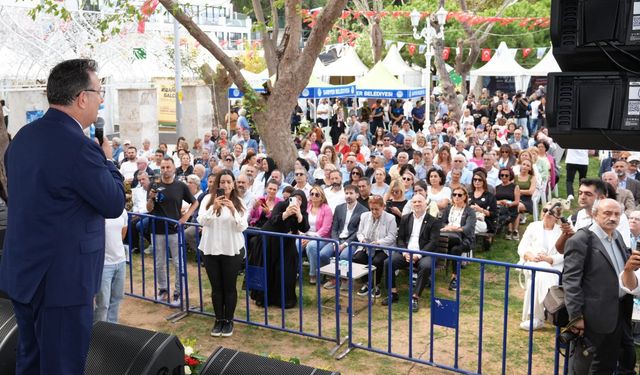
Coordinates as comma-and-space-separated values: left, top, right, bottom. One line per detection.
0, 59, 125, 375
563, 198, 635, 374
615, 160, 640, 205
382, 194, 442, 311
321, 184, 368, 289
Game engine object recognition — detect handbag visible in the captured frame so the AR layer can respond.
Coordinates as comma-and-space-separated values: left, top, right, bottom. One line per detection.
543, 285, 569, 327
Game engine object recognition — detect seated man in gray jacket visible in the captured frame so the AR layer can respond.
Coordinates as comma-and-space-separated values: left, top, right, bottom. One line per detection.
344, 195, 397, 298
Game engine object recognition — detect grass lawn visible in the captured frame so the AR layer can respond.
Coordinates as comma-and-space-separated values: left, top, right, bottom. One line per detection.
119, 154, 607, 374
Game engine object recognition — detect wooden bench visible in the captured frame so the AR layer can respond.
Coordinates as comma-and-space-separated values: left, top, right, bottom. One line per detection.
475, 232, 495, 252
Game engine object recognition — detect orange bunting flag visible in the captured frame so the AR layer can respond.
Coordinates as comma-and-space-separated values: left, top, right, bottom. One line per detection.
481, 48, 491, 62
442, 47, 451, 60
137, 0, 159, 34
522, 48, 532, 58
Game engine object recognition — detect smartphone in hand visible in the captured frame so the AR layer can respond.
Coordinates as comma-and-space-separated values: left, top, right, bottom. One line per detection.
216, 188, 225, 197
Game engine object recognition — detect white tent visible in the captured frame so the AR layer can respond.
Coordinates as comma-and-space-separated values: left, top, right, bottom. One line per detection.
381, 44, 422, 87
355, 62, 425, 99
321, 45, 369, 85
527, 49, 561, 76
470, 42, 530, 93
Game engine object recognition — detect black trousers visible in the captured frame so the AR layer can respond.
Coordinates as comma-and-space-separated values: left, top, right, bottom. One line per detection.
565, 163, 588, 197
446, 235, 470, 274
569, 300, 635, 374
352, 250, 387, 286
202, 251, 243, 321
383, 251, 433, 297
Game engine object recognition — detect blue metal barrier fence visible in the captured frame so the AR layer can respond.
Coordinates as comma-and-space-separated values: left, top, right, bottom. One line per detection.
124, 213, 566, 374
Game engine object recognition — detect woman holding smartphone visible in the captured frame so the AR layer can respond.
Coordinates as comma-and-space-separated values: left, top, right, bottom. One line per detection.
198, 170, 248, 337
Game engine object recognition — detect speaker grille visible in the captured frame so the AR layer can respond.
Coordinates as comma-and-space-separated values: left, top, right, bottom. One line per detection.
0, 299, 17, 375
0, 300, 15, 341
559, 0, 578, 47
85, 322, 184, 375
202, 347, 339, 375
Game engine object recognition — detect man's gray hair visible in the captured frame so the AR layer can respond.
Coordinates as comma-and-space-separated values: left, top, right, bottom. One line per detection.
186, 174, 201, 187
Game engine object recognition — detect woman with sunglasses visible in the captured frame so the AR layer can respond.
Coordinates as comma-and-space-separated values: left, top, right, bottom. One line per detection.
495, 167, 521, 240
517, 199, 565, 331
371, 168, 389, 196
303, 187, 333, 285
497, 145, 516, 169
426, 168, 451, 212
347, 166, 365, 186
401, 171, 415, 200
441, 187, 476, 290
384, 178, 407, 226
515, 159, 537, 221
469, 171, 497, 236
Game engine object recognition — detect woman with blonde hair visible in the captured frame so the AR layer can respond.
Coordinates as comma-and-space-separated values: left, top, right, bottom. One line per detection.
303, 186, 334, 285
384, 178, 407, 225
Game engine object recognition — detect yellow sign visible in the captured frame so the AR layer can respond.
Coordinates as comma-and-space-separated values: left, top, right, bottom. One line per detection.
155, 78, 176, 126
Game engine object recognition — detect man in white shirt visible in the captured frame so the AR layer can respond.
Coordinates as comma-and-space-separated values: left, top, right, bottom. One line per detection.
482, 153, 500, 188
137, 139, 153, 159
119, 146, 138, 181
130, 172, 151, 253
323, 170, 346, 213
382, 194, 443, 311
316, 99, 331, 127
292, 167, 313, 200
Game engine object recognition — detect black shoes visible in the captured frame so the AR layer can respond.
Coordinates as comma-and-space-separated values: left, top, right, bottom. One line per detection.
381, 293, 399, 306
448, 278, 458, 291
212, 320, 234, 337
211, 320, 224, 337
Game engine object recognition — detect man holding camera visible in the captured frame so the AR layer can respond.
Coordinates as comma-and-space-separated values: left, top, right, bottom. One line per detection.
563, 198, 634, 374
147, 157, 198, 306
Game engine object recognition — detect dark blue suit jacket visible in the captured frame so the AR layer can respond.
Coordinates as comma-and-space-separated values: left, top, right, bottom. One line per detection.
0, 108, 125, 307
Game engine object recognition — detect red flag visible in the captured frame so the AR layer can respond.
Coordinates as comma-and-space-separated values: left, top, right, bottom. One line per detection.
137, 0, 159, 34
408, 44, 416, 56
481, 48, 491, 62
522, 48, 532, 58
442, 47, 451, 60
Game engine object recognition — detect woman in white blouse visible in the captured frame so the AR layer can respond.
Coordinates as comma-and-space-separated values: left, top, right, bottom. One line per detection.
517, 199, 565, 331
197, 170, 249, 338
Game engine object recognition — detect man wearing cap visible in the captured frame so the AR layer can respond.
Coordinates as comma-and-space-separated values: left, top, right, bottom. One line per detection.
627, 155, 640, 181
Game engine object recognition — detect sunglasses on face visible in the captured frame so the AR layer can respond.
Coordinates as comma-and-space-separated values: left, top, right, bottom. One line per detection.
351, 172, 361, 176
472, 178, 483, 182
310, 192, 321, 197
225, 158, 233, 162
452, 193, 465, 197
402, 177, 413, 181
500, 174, 510, 178
295, 173, 305, 176
376, 143, 383, 146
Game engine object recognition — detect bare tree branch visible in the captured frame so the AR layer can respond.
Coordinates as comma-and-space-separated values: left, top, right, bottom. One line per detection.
158, 0, 252, 95
252, 0, 278, 74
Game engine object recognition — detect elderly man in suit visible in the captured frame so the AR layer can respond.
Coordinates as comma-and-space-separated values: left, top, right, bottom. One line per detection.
349, 195, 397, 299
0, 59, 125, 375
321, 185, 368, 289
382, 194, 443, 312
563, 198, 635, 374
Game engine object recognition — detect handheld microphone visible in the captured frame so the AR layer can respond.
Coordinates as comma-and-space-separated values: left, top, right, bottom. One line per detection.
94, 117, 105, 146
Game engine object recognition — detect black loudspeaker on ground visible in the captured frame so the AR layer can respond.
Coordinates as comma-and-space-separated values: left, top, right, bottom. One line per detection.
0, 298, 18, 375
201, 346, 340, 375
85, 321, 184, 375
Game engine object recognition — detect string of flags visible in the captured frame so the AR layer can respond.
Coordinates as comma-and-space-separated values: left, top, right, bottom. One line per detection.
382, 39, 549, 60
301, 9, 550, 30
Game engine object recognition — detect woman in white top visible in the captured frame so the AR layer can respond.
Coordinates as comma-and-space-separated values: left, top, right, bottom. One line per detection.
198, 170, 248, 337
370, 168, 389, 196
426, 168, 451, 212
517, 200, 565, 331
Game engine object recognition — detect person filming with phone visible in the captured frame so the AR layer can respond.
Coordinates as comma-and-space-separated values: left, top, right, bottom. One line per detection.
146, 157, 198, 306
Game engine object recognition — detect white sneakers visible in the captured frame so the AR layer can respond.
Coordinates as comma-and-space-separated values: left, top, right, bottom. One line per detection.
519, 319, 545, 331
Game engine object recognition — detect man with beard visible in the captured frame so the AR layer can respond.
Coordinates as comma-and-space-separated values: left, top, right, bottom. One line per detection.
119, 146, 138, 181
614, 160, 640, 205
146, 157, 198, 306
235, 173, 256, 211
324, 170, 346, 213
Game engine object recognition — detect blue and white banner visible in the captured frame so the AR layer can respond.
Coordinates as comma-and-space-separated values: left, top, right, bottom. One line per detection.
355, 87, 426, 99
228, 83, 356, 99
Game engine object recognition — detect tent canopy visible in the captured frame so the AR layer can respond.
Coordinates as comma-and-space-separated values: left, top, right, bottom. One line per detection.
381, 44, 422, 87
527, 49, 561, 76
355, 62, 426, 99
470, 42, 530, 93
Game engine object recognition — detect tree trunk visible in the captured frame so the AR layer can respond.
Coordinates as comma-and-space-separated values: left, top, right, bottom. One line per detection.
370, 18, 383, 63
0, 107, 8, 202
433, 38, 461, 122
